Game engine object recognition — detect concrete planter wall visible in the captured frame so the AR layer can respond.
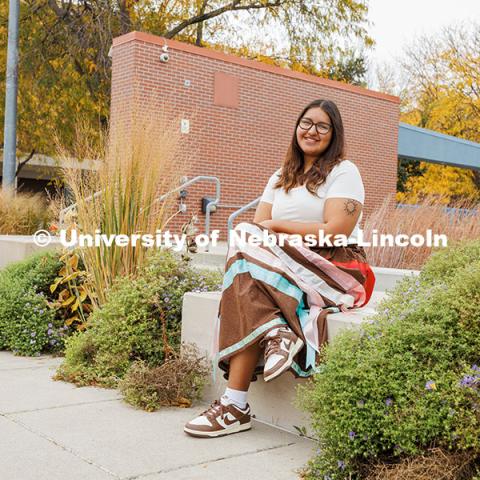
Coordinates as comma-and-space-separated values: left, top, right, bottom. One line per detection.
0, 235, 61, 270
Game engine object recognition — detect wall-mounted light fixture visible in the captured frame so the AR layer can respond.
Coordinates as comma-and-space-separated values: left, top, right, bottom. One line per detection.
178, 189, 188, 212
202, 197, 217, 214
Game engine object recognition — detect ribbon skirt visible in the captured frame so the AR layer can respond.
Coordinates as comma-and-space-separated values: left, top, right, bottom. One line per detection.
212, 222, 376, 380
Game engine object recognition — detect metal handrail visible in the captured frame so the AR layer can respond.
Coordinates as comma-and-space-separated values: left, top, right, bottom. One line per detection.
396, 202, 479, 217
59, 175, 221, 239
227, 197, 261, 244
148, 176, 221, 241
59, 191, 102, 227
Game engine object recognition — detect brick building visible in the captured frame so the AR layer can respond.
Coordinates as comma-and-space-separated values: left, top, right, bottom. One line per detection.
110, 31, 400, 239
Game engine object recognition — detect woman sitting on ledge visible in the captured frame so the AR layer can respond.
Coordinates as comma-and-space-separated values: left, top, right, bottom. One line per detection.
184, 98, 376, 438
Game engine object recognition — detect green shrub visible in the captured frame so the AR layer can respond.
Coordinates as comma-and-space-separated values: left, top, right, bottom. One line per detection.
297, 238, 480, 479
0, 251, 69, 355
420, 238, 480, 284
55, 249, 222, 388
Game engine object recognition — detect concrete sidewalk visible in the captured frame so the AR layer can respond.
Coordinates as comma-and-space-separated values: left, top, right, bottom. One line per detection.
0, 351, 314, 480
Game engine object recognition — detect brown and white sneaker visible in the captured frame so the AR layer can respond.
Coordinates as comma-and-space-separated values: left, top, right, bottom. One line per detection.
261, 326, 304, 382
184, 397, 251, 438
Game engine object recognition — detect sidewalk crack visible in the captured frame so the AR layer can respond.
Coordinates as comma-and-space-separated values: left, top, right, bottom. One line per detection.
1, 414, 121, 479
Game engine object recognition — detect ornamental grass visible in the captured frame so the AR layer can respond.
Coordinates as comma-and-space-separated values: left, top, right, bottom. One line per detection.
363, 194, 479, 270
0, 189, 54, 234
55, 110, 186, 305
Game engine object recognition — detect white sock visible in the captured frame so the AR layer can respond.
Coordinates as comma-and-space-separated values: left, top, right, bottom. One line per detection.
221, 387, 248, 409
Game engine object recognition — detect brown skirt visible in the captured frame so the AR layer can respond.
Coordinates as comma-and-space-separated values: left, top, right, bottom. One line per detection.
212, 222, 376, 381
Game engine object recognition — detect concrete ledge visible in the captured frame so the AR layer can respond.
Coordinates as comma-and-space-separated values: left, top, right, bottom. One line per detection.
190, 245, 420, 291
370, 266, 419, 291
181, 290, 387, 434
0, 235, 61, 270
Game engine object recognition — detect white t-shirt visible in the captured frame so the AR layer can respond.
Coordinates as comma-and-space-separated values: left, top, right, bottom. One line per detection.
260, 159, 365, 244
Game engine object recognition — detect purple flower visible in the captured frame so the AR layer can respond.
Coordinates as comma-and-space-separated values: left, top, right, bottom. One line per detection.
31, 332, 36, 337
39, 309, 44, 314
386, 397, 393, 406
357, 399, 365, 407
472, 364, 480, 372
48, 323, 53, 328
349, 431, 356, 440
425, 380, 436, 391
459, 375, 476, 388
47, 329, 53, 336
337, 460, 346, 470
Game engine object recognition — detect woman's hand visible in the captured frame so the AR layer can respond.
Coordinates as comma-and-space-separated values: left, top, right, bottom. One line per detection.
258, 220, 314, 247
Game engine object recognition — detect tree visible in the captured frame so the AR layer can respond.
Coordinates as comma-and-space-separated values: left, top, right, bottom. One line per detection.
0, 1, 109, 157
397, 158, 427, 194
376, 22, 480, 204
396, 161, 479, 205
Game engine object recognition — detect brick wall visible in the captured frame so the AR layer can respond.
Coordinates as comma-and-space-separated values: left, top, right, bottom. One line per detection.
110, 31, 400, 240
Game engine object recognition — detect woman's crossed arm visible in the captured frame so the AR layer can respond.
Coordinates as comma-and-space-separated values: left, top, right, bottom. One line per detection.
253, 198, 362, 241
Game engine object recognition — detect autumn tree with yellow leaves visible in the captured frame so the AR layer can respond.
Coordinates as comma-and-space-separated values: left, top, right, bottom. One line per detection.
395, 22, 480, 205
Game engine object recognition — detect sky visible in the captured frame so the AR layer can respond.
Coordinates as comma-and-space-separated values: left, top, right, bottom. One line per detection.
366, 0, 480, 82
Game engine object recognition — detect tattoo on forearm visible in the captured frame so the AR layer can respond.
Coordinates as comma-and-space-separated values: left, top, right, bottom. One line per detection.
343, 199, 360, 216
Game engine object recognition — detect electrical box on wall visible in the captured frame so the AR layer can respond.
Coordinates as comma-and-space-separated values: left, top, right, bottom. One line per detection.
181, 119, 190, 134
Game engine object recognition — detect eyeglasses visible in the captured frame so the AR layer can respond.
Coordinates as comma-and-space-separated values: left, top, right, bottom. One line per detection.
298, 118, 332, 135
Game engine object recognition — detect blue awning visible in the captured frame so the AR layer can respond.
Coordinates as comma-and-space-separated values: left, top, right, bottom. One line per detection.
398, 123, 480, 170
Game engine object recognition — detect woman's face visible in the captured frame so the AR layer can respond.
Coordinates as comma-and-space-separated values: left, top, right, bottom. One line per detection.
296, 107, 333, 159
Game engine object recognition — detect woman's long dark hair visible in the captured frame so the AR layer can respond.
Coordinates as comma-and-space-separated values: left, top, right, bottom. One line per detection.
274, 99, 346, 196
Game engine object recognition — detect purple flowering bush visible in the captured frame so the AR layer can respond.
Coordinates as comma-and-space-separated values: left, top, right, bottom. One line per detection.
297, 238, 480, 479
55, 249, 222, 388
0, 251, 70, 355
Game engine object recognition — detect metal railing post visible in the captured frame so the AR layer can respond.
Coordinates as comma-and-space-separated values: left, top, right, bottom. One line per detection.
227, 197, 261, 245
